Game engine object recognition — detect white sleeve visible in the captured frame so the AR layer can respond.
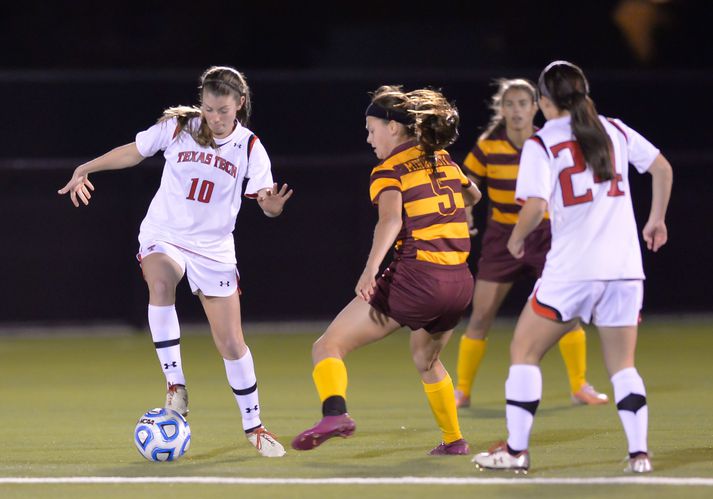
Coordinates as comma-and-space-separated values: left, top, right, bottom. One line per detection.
610, 118, 660, 173
244, 138, 274, 198
135, 119, 176, 157
515, 138, 552, 204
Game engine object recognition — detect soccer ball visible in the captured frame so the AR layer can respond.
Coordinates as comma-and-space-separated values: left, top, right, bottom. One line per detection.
134, 408, 191, 462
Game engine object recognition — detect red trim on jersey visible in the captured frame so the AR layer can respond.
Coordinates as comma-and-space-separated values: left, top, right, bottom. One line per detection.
515, 197, 526, 206
172, 125, 181, 139
530, 288, 563, 322
244, 193, 259, 199
529, 135, 548, 153
606, 118, 628, 142
247, 134, 259, 157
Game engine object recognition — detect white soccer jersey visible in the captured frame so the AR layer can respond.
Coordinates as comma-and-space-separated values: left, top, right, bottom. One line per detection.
135, 117, 274, 263
516, 115, 660, 281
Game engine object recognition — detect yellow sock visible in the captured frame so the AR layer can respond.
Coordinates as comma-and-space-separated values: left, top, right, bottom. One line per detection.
423, 373, 462, 444
558, 327, 587, 393
312, 357, 348, 402
455, 336, 487, 396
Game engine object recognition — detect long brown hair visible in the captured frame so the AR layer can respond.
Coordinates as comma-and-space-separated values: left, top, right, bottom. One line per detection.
157, 66, 252, 148
369, 85, 459, 168
537, 60, 613, 180
480, 78, 537, 141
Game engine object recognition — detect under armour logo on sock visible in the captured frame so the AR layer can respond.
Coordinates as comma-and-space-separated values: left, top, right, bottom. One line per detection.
220, 281, 230, 287
245, 405, 259, 413
163, 361, 178, 369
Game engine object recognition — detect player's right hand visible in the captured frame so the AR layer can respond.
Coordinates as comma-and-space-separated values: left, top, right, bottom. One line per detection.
507, 235, 525, 259
58, 171, 95, 207
355, 268, 377, 302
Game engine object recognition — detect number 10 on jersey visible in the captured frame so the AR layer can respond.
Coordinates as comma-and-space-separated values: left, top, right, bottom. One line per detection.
186, 178, 215, 203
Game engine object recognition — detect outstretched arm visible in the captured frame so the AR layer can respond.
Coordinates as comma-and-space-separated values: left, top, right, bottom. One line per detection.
507, 197, 547, 259
642, 153, 673, 252
355, 190, 403, 301
58, 143, 145, 207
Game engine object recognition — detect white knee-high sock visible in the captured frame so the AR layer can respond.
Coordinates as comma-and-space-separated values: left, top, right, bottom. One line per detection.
224, 348, 262, 432
148, 304, 185, 386
611, 367, 648, 455
505, 364, 542, 452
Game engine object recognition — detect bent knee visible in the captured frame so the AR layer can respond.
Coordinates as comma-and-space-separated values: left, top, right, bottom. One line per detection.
312, 335, 346, 362
411, 351, 438, 374
146, 278, 177, 303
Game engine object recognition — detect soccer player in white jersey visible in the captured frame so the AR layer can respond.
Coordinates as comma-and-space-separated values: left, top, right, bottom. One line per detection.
58, 66, 293, 458
473, 60, 672, 474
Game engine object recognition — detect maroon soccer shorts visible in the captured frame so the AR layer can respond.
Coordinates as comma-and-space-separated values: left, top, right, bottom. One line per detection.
476, 221, 551, 283
370, 258, 474, 334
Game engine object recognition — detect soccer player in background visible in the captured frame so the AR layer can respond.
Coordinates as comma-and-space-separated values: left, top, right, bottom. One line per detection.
455, 78, 608, 408
473, 60, 672, 473
292, 85, 482, 455
58, 66, 292, 458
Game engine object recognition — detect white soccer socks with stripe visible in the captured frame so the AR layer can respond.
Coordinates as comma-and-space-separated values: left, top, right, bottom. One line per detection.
148, 304, 186, 387
224, 348, 262, 432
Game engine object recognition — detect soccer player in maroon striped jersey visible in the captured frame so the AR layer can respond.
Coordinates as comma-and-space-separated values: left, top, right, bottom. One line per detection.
292, 86, 481, 455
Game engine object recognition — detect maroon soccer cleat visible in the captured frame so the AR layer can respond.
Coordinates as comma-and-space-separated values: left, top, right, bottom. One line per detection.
291, 414, 356, 451
428, 438, 470, 455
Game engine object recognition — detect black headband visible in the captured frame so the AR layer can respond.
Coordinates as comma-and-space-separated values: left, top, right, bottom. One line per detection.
365, 102, 413, 125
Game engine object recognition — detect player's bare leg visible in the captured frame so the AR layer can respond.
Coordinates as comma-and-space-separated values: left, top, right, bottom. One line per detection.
141, 253, 189, 415
292, 298, 400, 450
411, 329, 469, 455
474, 303, 574, 471
599, 325, 651, 472
456, 280, 513, 407
200, 291, 285, 457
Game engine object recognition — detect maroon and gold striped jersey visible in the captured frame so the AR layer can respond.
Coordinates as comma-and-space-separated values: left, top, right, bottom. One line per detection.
369, 140, 472, 266
462, 126, 548, 225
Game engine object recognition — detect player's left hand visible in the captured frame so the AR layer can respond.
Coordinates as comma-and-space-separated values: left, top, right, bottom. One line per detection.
642, 219, 668, 252
257, 183, 293, 217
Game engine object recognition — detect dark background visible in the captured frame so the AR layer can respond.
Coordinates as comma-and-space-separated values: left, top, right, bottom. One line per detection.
1, 0, 710, 326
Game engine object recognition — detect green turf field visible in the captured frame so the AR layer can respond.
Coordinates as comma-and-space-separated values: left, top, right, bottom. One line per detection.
1, 318, 712, 498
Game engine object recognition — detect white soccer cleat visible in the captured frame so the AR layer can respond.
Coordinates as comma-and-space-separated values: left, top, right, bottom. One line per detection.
571, 383, 609, 405
247, 426, 286, 457
625, 453, 653, 473
472, 441, 530, 474
454, 389, 471, 409
165, 383, 189, 417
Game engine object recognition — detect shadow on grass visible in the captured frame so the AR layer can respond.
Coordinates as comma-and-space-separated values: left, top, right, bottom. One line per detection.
649, 446, 713, 471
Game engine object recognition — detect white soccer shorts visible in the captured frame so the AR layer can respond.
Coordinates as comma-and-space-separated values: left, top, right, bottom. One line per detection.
137, 241, 240, 298
529, 278, 643, 327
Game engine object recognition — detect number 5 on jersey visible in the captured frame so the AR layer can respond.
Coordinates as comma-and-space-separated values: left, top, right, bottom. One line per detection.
186, 178, 215, 203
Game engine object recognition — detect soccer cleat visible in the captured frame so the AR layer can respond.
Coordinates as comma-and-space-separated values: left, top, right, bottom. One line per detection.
165, 383, 189, 417
472, 441, 530, 473
454, 389, 471, 409
291, 413, 356, 451
428, 438, 470, 455
625, 453, 653, 473
246, 426, 286, 457
571, 383, 609, 405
